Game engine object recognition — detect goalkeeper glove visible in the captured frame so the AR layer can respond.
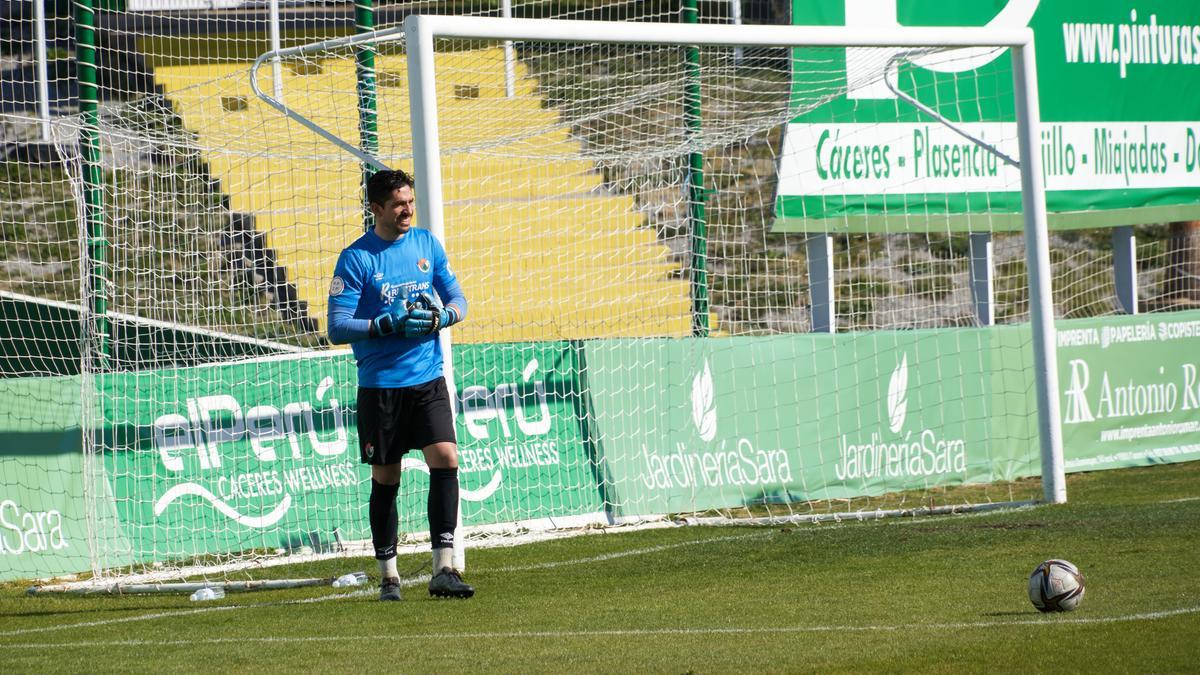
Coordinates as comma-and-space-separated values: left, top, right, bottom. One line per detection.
412, 292, 461, 334
370, 306, 433, 338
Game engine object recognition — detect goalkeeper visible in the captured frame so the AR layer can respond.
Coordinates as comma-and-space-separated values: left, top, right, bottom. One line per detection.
326, 168, 473, 601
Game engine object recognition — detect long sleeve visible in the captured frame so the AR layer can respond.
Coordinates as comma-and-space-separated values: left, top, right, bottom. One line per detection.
432, 237, 467, 324
328, 304, 372, 344
327, 249, 371, 344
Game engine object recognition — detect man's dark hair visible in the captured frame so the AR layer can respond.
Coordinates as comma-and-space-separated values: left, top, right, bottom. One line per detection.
366, 169, 416, 206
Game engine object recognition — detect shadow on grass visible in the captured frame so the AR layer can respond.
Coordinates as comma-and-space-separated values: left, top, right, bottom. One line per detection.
0, 602, 195, 620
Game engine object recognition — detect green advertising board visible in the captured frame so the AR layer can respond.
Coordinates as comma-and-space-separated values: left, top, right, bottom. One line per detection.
0, 375, 116, 581
93, 342, 601, 568
774, 0, 1200, 232
423, 341, 604, 531
1056, 310, 1200, 471
5, 320, 1197, 582
584, 330, 1039, 516
102, 354, 365, 561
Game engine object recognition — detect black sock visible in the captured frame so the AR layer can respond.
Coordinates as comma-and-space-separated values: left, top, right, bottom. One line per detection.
370, 479, 400, 560
428, 468, 459, 551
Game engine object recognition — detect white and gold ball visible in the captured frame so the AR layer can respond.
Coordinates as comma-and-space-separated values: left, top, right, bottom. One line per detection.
1028, 559, 1086, 612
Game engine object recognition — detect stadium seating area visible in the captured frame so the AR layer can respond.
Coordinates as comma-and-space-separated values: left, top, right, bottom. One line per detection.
154, 48, 694, 343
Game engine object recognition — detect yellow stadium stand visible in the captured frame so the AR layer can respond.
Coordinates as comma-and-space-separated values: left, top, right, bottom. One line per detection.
154, 48, 699, 343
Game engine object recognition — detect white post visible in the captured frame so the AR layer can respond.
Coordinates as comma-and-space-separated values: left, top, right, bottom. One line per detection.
269, 0, 284, 102
1112, 226, 1138, 314
34, 0, 51, 141
730, 0, 743, 64
404, 14, 466, 570
1012, 40, 1066, 505
502, 0, 515, 98
405, 17, 447, 301
806, 234, 835, 333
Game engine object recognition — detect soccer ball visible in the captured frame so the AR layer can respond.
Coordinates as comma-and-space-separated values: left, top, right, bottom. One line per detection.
1028, 559, 1085, 612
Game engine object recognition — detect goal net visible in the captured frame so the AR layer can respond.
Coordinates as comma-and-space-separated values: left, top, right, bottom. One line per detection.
240, 19, 1063, 538
14, 11, 1063, 586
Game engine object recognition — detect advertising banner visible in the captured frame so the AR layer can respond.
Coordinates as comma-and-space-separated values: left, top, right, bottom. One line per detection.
584, 330, 1039, 517
0, 376, 101, 582
1057, 310, 1200, 471
5, 320, 1197, 581
450, 341, 604, 526
98, 342, 600, 565
103, 354, 365, 560
774, 0, 1200, 232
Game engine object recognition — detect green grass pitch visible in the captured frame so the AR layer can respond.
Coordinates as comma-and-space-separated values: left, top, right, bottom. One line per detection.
1, 461, 1198, 673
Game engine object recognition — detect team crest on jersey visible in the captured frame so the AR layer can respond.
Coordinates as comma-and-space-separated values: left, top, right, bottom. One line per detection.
417, 258, 430, 273
328, 275, 345, 296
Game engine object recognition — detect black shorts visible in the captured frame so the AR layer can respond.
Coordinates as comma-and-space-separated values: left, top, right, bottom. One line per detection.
357, 377, 457, 465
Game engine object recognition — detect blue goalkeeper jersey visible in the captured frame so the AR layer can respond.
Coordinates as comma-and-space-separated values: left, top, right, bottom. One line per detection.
327, 228, 466, 388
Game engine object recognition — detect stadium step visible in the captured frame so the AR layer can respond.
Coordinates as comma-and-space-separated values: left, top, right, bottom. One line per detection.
155, 47, 695, 342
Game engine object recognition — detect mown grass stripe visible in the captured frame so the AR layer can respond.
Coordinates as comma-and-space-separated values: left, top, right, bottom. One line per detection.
3, 605, 1197, 650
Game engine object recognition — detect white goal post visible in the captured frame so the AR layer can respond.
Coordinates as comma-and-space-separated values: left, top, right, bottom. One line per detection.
402, 14, 1065, 505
